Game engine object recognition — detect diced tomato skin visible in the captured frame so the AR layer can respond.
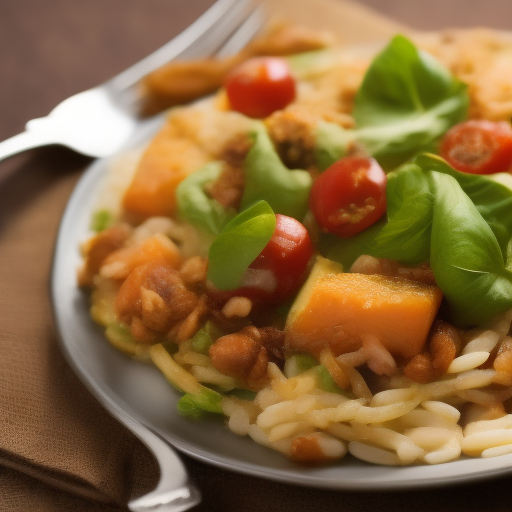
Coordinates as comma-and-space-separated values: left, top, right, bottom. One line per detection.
249, 215, 313, 301
440, 120, 512, 175
309, 157, 387, 238
208, 214, 314, 305
224, 57, 296, 118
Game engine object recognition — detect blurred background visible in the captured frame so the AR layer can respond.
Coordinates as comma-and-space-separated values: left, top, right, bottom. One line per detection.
359, 0, 512, 30
1, 0, 511, 142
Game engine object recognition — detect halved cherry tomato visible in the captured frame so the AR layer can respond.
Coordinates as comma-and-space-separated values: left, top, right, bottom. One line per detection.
309, 157, 387, 238
209, 214, 313, 304
440, 120, 512, 174
224, 57, 296, 118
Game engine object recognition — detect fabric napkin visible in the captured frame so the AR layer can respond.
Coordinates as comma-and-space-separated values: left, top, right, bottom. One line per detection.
0, 1, 402, 510
0, 150, 160, 511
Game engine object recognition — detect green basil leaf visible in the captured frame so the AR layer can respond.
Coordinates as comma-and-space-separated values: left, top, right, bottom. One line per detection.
313, 36, 468, 172
207, 200, 276, 290
328, 152, 512, 268
489, 172, 512, 191
176, 162, 236, 235
429, 171, 512, 326
414, 154, 512, 258
241, 125, 312, 220
371, 165, 433, 264
507, 240, 512, 272
354, 35, 468, 170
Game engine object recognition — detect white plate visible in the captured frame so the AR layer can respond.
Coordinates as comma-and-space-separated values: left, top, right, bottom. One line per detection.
51, 110, 512, 495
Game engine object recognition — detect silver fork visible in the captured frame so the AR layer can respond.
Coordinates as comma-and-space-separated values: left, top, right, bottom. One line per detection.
5, 1, 264, 511
0, 0, 264, 162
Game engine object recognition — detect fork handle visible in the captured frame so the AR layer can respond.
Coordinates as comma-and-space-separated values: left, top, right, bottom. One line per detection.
123, 415, 201, 512
0, 129, 55, 162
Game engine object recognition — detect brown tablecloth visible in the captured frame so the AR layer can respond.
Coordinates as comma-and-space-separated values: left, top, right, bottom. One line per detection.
1, 1, 512, 510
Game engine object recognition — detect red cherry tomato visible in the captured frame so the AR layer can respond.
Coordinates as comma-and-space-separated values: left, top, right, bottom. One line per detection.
440, 120, 512, 174
309, 157, 387, 238
224, 57, 296, 118
209, 214, 313, 305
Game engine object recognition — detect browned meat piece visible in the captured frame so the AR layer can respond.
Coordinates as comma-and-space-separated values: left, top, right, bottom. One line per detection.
403, 352, 437, 384
179, 256, 208, 287
259, 326, 286, 362
429, 320, 461, 373
289, 433, 342, 463
403, 320, 461, 383
494, 337, 512, 374
209, 325, 285, 388
210, 327, 268, 385
115, 261, 199, 343
265, 109, 318, 169
78, 224, 131, 287
219, 132, 253, 168
173, 295, 210, 344
205, 164, 245, 210
205, 133, 251, 210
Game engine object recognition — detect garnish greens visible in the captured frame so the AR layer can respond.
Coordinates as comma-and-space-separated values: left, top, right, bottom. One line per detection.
207, 201, 276, 290
173, 35, 510, 326
315, 35, 469, 171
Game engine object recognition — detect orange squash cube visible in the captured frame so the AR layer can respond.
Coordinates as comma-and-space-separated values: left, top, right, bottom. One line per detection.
285, 258, 443, 359
122, 116, 208, 217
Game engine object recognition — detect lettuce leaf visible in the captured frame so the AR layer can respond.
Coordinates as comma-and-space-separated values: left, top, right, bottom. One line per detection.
241, 125, 312, 220
176, 162, 236, 235
315, 35, 469, 171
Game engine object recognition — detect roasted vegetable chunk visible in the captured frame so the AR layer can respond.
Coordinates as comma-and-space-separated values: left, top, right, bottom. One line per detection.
209, 326, 284, 388
123, 116, 209, 217
285, 258, 443, 359
115, 261, 199, 343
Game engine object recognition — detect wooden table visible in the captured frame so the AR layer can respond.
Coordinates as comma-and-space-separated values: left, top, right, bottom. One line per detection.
1, 1, 511, 511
